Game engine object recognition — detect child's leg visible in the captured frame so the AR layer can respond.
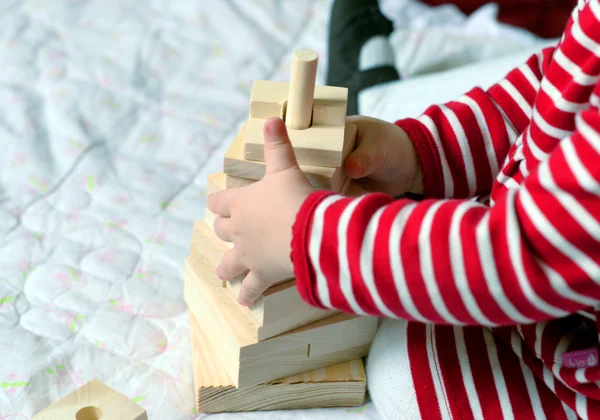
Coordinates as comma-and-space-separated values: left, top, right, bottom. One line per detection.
326, 0, 400, 116
367, 319, 572, 419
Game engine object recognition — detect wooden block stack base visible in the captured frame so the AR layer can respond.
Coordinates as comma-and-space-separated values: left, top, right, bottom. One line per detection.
190, 314, 367, 413
185, 254, 376, 388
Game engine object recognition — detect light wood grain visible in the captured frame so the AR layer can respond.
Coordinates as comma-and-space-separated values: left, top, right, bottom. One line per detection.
248, 80, 288, 120
206, 172, 226, 195
225, 174, 255, 189
190, 314, 366, 413
244, 111, 355, 168
33, 380, 147, 420
285, 50, 318, 130
243, 78, 352, 167
249, 80, 347, 127
312, 84, 348, 127
225, 123, 348, 191
191, 220, 334, 338
184, 256, 377, 388
244, 119, 346, 167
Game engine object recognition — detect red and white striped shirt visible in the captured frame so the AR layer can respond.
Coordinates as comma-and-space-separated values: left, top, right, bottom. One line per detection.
292, 0, 600, 417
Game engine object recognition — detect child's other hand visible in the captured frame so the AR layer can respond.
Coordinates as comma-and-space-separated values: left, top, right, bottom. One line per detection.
345, 116, 422, 196
207, 117, 314, 306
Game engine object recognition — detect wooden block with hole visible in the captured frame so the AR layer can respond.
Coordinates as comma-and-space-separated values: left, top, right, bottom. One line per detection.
243, 50, 353, 168
33, 379, 147, 420
184, 254, 377, 388
191, 220, 334, 340
224, 121, 355, 192
189, 313, 366, 413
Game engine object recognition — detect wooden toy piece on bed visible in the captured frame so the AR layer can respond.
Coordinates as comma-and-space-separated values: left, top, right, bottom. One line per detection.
243, 50, 353, 168
184, 254, 377, 389
189, 313, 367, 413
225, 121, 356, 192
33, 379, 147, 420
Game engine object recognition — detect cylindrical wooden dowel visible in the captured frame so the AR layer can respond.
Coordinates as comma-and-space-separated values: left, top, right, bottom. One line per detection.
285, 49, 318, 130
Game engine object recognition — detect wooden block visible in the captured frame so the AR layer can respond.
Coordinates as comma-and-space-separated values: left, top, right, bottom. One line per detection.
33, 380, 147, 420
207, 171, 255, 192
189, 313, 366, 413
225, 122, 352, 192
206, 172, 226, 196
249, 80, 346, 127
225, 174, 255, 189
191, 221, 334, 340
244, 80, 352, 168
244, 119, 348, 168
184, 256, 377, 388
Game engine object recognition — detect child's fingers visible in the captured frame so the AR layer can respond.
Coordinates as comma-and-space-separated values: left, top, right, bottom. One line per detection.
207, 190, 235, 217
238, 271, 268, 307
213, 216, 234, 243
263, 117, 299, 175
217, 248, 247, 281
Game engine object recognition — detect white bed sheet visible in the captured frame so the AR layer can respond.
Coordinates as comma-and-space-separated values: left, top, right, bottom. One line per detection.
0, 0, 543, 419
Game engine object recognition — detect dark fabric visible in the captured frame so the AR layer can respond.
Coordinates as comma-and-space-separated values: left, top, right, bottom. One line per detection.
326, 0, 400, 115
420, 0, 577, 38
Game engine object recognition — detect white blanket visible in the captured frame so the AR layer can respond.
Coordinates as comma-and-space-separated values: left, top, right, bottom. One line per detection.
0, 1, 544, 418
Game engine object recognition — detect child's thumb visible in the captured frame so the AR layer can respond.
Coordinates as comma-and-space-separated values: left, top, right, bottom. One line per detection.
263, 117, 299, 175
345, 147, 374, 179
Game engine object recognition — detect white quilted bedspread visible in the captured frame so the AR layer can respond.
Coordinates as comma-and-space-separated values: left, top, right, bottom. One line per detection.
0, 0, 543, 418
0, 0, 385, 418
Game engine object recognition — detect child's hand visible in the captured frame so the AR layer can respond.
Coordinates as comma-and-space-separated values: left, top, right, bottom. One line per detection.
345, 116, 423, 196
207, 117, 314, 306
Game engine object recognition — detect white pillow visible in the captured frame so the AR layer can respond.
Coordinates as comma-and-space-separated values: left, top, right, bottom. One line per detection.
360, 41, 556, 121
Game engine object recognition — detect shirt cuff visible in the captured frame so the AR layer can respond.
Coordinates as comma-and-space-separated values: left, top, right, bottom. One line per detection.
395, 118, 445, 198
291, 189, 335, 309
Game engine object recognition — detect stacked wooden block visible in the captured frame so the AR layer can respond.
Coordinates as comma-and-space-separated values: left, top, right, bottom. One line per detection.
185, 50, 377, 413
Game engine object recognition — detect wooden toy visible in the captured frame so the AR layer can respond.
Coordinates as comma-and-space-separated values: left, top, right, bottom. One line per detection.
184, 255, 377, 388
185, 49, 376, 412
189, 313, 367, 413
224, 121, 356, 191
243, 50, 353, 168
33, 380, 147, 420
225, 174, 254, 190
191, 220, 334, 340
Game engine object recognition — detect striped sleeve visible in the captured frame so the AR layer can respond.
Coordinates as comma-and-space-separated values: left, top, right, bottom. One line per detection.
291, 89, 600, 326
398, 48, 556, 199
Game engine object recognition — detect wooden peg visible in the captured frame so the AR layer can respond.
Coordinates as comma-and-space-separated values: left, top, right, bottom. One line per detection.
285, 49, 318, 130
